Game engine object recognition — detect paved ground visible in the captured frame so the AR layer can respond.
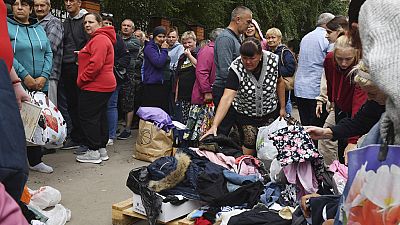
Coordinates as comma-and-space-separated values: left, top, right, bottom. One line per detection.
27, 107, 299, 225
27, 129, 148, 225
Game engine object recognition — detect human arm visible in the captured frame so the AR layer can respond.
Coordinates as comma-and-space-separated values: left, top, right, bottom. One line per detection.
316, 71, 329, 118
184, 48, 197, 66
35, 39, 53, 90
347, 86, 368, 144
10, 67, 30, 109
306, 126, 334, 140
276, 76, 286, 118
195, 46, 214, 101
215, 37, 237, 82
279, 49, 296, 77
79, 36, 109, 82
201, 88, 237, 139
330, 100, 384, 140
143, 42, 168, 69
115, 35, 130, 69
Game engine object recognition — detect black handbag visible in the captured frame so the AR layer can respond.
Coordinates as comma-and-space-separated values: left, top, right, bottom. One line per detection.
113, 64, 129, 84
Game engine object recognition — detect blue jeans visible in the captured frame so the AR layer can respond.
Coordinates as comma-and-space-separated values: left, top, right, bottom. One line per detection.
107, 85, 121, 139
286, 91, 292, 115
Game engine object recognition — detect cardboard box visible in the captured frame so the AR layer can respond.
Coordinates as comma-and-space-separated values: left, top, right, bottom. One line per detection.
132, 193, 203, 223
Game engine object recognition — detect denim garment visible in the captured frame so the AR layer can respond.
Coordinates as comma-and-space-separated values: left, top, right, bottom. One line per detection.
223, 169, 259, 185
294, 27, 330, 99
107, 85, 121, 139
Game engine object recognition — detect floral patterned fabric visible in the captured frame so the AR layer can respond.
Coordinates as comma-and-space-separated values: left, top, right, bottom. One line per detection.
269, 125, 322, 166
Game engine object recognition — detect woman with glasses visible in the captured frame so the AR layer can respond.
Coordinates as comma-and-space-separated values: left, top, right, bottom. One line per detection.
7, 0, 54, 173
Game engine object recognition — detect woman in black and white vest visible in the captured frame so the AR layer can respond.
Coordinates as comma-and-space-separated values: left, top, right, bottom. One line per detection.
202, 37, 286, 155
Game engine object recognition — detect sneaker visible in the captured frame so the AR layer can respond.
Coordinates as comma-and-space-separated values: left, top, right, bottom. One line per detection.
73, 145, 88, 155
99, 148, 109, 161
61, 138, 79, 150
116, 128, 121, 136
107, 139, 114, 146
117, 129, 131, 140
76, 150, 102, 164
30, 162, 53, 173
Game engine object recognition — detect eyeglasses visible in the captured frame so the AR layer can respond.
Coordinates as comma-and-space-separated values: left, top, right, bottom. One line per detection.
101, 12, 113, 17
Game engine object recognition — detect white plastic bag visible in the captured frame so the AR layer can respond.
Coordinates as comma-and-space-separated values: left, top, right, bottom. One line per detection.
269, 158, 282, 182
256, 118, 287, 160
30, 186, 61, 210
28, 91, 66, 148
41, 204, 71, 225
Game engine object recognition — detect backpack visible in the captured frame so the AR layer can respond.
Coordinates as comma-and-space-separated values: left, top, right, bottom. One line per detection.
280, 46, 297, 90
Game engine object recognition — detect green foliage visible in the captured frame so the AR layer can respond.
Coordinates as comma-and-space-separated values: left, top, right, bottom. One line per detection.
57, 0, 347, 41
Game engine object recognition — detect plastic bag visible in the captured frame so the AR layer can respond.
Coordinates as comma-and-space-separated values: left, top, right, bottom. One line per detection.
30, 186, 61, 210
28, 91, 66, 148
256, 118, 287, 160
41, 204, 71, 225
269, 158, 282, 182
126, 167, 162, 225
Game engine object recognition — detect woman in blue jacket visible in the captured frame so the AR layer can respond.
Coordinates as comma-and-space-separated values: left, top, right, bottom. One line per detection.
141, 26, 170, 114
7, 0, 53, 173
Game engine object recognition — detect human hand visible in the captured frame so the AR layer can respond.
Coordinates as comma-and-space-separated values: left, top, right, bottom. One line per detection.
204, 93, 213, 103
184, 48, 192, 57
305, 126, 333, 140
200, 126, 217, 141
344, 143, 357, 165
35, 77, 47, 90
23, 75, 38, 90
300, 193, 320, 218
279, 108, 286, 120
161, 41, 169, 49
13, 83, 30, 110
316, 103, 323, 118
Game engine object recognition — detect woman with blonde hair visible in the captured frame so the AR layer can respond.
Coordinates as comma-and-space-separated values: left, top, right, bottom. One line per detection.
266, 27, 297, 114
320, 35, 367, 163
174, 31, 198, 124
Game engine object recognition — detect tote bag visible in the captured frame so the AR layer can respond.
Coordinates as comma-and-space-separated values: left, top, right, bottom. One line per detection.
342, 144, 400, 225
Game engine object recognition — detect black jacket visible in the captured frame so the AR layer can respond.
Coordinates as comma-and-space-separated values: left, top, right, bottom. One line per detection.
62, 13, 90, 64
331, 100, 385, 140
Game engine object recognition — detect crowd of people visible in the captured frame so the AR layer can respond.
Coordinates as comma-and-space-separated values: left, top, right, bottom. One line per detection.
1, 0, 400, 223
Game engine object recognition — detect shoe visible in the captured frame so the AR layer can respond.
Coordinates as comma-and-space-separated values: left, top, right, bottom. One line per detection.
117, 129, 131, 140
30, 162, 53, 173
76, 150, 102, 164
107, 139, 114, 146
116, 128, 121, 136
99, 148, 109, 161
61, 139, 79, 150
73, 145, 88, 155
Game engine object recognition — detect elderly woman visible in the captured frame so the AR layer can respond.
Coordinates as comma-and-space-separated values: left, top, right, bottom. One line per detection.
8, 0, 53, 173
266, 27, 297, 114
203, 37, 286, 155
75, 13, 116, 164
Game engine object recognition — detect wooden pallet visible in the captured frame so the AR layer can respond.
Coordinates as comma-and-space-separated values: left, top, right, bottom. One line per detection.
112, 198, 194, 225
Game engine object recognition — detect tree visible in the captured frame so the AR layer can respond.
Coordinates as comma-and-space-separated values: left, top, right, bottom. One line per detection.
96, 0, 347, 40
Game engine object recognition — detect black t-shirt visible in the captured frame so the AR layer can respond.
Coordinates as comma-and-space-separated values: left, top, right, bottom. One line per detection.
177, 51, 197, 101
225, 60, 262, 91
